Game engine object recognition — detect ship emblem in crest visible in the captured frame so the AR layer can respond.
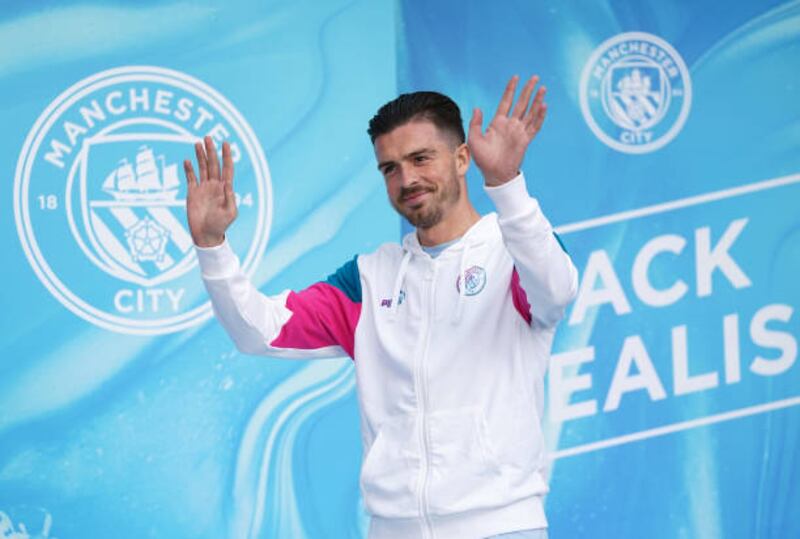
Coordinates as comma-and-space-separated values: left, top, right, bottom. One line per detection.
103, 146, 180, 202
604, 66, 667, 132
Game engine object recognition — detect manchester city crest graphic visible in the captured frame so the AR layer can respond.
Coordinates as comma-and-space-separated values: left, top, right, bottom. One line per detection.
579, 32, 692, 154
77, 139, 195, 286
14, 66, 272, 334
456, 266, 487, 296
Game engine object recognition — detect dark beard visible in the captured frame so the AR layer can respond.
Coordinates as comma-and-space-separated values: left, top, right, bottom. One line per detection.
394, 178, 461, 229
406, 204, 444, 229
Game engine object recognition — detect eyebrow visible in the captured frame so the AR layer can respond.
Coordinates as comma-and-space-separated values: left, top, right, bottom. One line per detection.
377, 147, 437, 171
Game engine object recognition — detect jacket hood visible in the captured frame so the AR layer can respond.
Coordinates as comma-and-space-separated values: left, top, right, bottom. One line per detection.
400, 212, 498, 258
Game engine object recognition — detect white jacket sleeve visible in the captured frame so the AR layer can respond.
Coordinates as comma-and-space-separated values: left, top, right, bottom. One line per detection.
484, 173, 579, 328
196, 240, 357, 359
196, 240, 295, 355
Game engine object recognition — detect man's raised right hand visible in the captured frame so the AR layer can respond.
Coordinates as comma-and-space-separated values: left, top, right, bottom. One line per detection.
184, 136, 237, 248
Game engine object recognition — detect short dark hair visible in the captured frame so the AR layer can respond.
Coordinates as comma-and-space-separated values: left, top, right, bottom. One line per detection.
367, 91, 465, 145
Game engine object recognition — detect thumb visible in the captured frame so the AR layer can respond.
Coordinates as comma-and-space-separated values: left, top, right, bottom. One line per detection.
468, 108, 483, 139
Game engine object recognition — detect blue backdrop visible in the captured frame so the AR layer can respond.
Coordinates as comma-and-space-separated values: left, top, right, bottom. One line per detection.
1, 1, 798, 538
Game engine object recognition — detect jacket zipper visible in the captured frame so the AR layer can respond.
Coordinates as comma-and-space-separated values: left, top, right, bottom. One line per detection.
415, 262, 437, 538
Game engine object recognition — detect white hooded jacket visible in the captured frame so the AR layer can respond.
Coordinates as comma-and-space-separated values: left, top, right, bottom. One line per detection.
197, 173, 578, 539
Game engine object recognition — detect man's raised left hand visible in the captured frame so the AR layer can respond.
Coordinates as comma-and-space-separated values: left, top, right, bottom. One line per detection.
468, 75, 547, 187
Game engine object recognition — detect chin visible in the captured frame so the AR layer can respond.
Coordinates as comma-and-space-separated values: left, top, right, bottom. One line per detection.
408, 209, 443, 229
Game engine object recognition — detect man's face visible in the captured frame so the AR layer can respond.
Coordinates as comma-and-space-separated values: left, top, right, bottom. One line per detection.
374, 119, 468, 229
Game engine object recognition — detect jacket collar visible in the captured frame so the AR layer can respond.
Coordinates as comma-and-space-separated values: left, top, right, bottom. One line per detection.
401, 212, 498, 258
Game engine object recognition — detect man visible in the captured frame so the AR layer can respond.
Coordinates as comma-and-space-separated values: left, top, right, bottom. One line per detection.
184, 75, 578, 539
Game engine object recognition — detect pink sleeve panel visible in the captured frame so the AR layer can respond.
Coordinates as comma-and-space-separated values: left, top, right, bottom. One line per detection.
269, 282, 361, 359
511, 267, 533, 325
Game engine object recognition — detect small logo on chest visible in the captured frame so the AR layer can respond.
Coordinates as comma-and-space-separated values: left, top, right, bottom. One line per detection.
380, 289, 406, 308
456, 266, 487, 296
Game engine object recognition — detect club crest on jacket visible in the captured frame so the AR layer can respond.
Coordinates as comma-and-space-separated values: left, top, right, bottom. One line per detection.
456, 266, 487, 296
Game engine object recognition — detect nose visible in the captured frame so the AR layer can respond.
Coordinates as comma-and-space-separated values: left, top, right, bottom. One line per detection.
396, 163, 420, 188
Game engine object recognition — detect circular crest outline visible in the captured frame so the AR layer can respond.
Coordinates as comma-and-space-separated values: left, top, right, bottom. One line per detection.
456, 265, 487, 297
13, 65, 272, 335
579, 31, 692, 154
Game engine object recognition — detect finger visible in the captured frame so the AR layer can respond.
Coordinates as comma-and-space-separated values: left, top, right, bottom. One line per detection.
224, 175, 236, 213
468, 107, 484, 139
204, 136, 221, 181
221, 142, 235, 206
221, 141, 234, 185
526, 86, 547, 127
184, 159, 198, 189
512, 75, 539, 119
531, 102, 547, 135
194, 142, 208, 183
494, 75, 519, 119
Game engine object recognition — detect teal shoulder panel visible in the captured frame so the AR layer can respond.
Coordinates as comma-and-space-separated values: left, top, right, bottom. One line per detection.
324, 255, 362, 303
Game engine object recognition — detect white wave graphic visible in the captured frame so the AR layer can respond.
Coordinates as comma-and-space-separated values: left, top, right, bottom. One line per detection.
228, 360, 358, 538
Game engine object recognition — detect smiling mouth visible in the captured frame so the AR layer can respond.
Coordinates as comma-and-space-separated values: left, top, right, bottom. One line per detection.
402, 190, 431, 206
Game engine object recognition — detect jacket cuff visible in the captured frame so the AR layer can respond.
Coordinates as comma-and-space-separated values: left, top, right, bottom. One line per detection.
195, 239, 241, 279
483, 172, 537, 220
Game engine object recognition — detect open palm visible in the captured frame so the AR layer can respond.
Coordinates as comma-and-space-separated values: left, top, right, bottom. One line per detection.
468, 75, 547, 187
184, 136, 237, 248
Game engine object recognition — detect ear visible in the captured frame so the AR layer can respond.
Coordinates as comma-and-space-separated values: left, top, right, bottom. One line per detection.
455, 142, 470, 177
